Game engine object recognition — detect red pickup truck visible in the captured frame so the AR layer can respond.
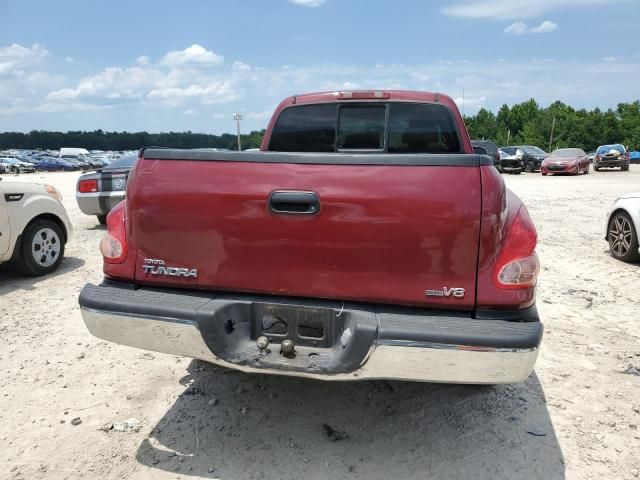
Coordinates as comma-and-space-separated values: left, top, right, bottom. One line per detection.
79, 90, 542, 384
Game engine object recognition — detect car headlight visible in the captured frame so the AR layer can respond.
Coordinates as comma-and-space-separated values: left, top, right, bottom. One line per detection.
45, 184, 63, 202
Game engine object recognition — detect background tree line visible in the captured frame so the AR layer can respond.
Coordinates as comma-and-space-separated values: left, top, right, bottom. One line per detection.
464, 99, 640, 152
2, 99, 640, 153
0, 129, 266, 151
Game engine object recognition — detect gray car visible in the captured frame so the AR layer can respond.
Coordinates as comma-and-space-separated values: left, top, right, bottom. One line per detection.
76, 153, 137, 224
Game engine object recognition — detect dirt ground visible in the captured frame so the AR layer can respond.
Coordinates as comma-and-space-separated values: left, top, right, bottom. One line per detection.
1, 167, 639, 480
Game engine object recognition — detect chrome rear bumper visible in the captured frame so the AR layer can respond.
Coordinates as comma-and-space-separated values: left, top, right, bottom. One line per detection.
79, 282, 542, 384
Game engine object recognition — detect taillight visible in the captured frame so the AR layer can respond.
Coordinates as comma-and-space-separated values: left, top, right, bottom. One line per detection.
100, 201, 127, 264
493, 206, 539, 289
78, 179, 98, 193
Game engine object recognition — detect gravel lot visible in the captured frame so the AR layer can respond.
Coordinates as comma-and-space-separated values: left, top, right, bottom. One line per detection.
1, 167, 639, 480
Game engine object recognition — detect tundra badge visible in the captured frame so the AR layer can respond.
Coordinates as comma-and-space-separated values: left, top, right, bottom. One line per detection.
143, 258, 198, 278
425, 287, 465, 298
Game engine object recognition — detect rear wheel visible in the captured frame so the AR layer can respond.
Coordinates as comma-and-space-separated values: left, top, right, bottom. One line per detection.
542, 172, 548, 176
97, 214, 107, 225
524, 161, 534, 173
584, 163, 590, 174
17, 219, 65, 275
608, 211, 640, 262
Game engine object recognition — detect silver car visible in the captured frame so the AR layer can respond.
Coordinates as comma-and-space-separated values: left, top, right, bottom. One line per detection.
76, 153, 137, 224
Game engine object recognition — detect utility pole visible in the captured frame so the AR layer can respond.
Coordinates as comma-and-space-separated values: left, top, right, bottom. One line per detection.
548, 116, 556, 152
507, 129, 511, 146
233, 113, 243, 151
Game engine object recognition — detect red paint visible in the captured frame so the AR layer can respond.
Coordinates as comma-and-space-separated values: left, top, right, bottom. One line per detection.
475, 167, 536, 309
541, 154, 589, 175
127, 160, 481, 309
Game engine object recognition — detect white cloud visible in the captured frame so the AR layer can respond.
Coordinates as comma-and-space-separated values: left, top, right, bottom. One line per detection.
64, 56, 75, 63
504, 20, 558, 34
290, 0, 326, 6
0, 43, 49, 76
232, 61, 251, 71
443, 0, 617, 20
47, 66, 164, 102
529, 20, 558, 33
136, 55, 150, 66
602, 56, 616, 63
504, 22, 528, 34
160, 44, 223, 67
147, 81, 236, 105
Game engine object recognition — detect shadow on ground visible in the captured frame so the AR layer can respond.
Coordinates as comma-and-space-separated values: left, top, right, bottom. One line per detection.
0, 256, 85, 294
137, 361, 565, 480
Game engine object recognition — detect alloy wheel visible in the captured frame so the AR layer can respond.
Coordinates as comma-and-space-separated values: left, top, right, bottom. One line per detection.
609, 215, 633, 258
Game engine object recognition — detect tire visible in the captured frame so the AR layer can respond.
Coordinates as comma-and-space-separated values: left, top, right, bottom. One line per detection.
97, 214, 107, 225
584, 163, 589, 174
514, 168, 522, 175
542, 172, 548, 176
16, 219, 65, 276
608, 211, 640, 262
594, 165, 600, 172
622, 165, 629, 171
524, 162, 534, 173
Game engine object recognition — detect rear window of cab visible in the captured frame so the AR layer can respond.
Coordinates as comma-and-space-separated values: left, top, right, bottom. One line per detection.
268, 102, 462, 153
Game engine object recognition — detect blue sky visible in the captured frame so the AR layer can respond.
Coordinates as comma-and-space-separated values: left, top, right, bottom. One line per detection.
1, 0, 638, 133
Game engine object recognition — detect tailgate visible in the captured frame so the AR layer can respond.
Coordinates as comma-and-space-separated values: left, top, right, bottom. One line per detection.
129, 151, 483, 309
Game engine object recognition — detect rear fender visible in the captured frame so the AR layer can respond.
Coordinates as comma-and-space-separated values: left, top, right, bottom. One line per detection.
476, 166, 536, 310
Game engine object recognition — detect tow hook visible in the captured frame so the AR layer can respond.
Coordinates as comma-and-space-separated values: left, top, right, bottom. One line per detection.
256, 336, 270, 355
280, 339, 296, 358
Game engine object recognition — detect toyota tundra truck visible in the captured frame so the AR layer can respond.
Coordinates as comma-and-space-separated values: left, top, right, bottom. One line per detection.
78, 90, 542, 384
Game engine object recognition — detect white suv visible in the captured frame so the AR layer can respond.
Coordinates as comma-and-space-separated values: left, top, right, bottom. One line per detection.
0, 179, 72, 275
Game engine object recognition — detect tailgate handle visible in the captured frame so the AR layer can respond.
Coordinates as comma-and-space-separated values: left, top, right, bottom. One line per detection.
268, 191, 320, 215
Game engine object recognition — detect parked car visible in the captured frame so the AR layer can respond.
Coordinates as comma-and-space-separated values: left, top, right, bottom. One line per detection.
498, 148, 523, 174
59, 147, 89, 158
541, 148, 590, 176
61, 156, 92, 171
0, 179, 72, 275
79, 90, 543, 385
630, 151, 640, 164
471, 140, 502, 172
507, 146, 546, 173
37, 157, 80, 172
0, 158, 13, 174
1, 157, 36, 174
76, 153, 137, 224
594, 144, 630, 171
605, 193, 640, 262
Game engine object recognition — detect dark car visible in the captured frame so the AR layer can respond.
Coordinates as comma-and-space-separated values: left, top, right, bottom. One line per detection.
593, 144, 630, 171
61, 155, 92, 171
76, 153, 137, 224
498, 147, 524, 174
471, 140, 502, 172
37, 157, 81, 172
507, 145, 547, 173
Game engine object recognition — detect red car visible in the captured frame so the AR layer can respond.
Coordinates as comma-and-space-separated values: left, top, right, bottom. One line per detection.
79, 90, 542, 384
541, 148, 590, 175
